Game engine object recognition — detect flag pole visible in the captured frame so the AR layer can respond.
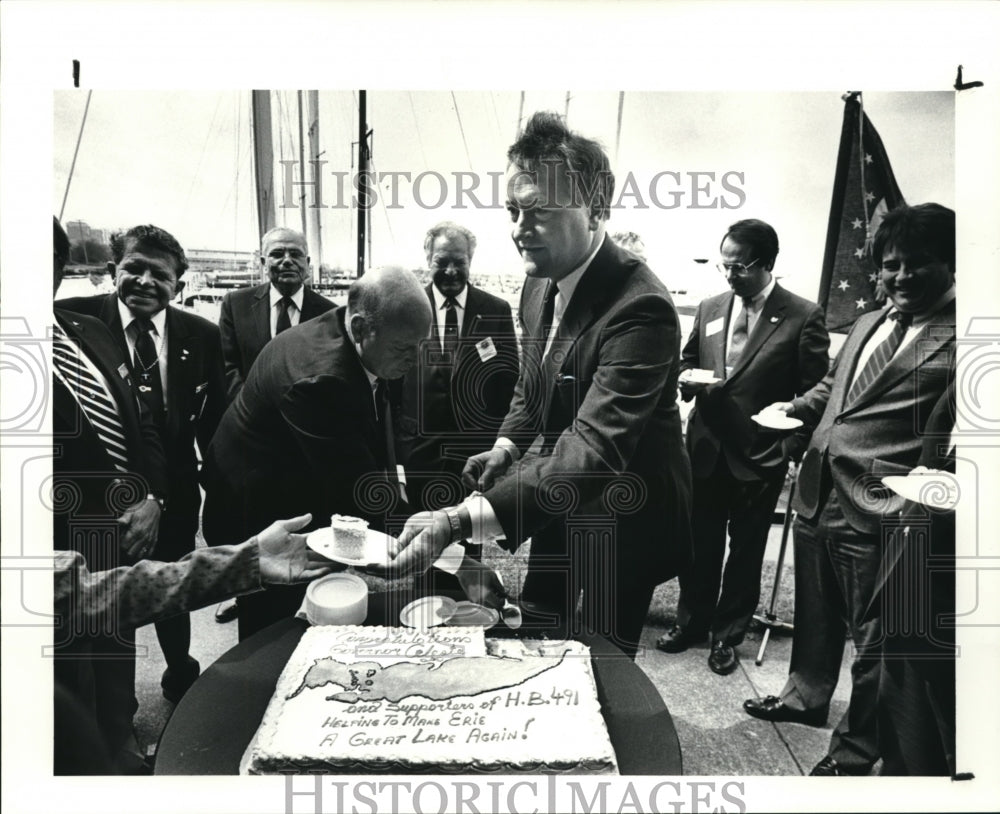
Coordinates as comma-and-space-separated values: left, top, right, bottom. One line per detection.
817, 92, 860, 312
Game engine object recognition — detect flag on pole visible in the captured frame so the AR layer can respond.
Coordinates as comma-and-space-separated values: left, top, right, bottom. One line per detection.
818, 92, 905, 332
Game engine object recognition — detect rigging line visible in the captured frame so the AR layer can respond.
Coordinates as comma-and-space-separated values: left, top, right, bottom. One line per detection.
489, 91, 504, 142
182, 91, 226, 221
407, 91, 429, 167
450, 91, 474, 171
60, 89, 93, 221
368, 156, 396, 250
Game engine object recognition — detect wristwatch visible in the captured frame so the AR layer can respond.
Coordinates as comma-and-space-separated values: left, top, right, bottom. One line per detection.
443, 505, 472, 542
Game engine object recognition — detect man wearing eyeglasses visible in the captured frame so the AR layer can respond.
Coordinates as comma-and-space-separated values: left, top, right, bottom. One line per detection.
657, 219, 830, 676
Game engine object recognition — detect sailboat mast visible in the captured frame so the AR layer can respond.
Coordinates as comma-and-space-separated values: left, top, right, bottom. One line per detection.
297, 91, 309, 239
251, 90, 276, 255
306, 90, 323, 277
357, 90, 369, 277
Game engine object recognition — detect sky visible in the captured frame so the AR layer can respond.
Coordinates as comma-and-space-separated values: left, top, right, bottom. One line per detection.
53, 89, 954, 304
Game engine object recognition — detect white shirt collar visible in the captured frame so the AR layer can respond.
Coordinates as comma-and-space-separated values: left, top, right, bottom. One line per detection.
431, 283, 469, 311
553, 236, 603, 309
269, 283, 305, 311
737, 275, 777, 311
343, 310, 379, 386
117, 297, 167, 336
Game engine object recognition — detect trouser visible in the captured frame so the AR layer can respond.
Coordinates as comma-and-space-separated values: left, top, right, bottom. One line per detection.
779, 490, 882, 771
520, 522, 657, 660
676, 455, 786, 645
152, 520, 196, 669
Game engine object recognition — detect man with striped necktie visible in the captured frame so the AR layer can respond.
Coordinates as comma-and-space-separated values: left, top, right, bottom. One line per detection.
743, 203, 956, 777
52, 217, 169, 773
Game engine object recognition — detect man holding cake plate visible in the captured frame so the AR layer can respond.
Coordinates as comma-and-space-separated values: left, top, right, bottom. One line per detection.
383, 113, 693, 659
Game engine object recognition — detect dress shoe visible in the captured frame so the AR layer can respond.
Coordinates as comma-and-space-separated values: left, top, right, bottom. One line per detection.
215, 600, 238, 623
809, 755, 870, 776
161, 656, 201, 704
708, 641, 738, 675
742, 695, 828, 727
655, 624, 708, 654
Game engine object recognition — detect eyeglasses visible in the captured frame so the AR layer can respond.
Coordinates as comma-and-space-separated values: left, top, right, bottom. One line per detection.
716, 259, 759, 276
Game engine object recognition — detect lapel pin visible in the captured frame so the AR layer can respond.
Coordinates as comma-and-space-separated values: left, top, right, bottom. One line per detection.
769, 316, 780, 323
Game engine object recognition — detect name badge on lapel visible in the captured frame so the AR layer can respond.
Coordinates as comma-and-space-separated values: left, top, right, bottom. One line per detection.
476, 337, 498, 362
706, 317, 724, 337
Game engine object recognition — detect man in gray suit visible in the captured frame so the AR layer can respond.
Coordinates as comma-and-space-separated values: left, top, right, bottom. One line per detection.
743, 203, 956, 776
218, 227, 335, 403
658, 219, 830, 676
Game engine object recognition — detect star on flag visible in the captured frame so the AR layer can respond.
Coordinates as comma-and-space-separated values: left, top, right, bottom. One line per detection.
818, 94, 905, 332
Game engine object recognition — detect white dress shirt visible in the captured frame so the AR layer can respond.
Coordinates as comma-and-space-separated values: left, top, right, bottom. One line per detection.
849, 285, 956, 388
117, 298, 169, 394
269, 284, 305, 338
430, 284, 469, 350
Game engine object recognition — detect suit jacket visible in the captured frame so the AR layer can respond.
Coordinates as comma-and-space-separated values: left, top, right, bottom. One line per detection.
219, 282, 335, 403
791, 300, 955, 535
203, 307, 399, 545
56, 294, 226, 538
398, 283, 518, 480
52, 308, 169, 557
683, 283, 830, 480
865, 381, 956, 658
486, 236, 693, 583
54, 542, 262, 634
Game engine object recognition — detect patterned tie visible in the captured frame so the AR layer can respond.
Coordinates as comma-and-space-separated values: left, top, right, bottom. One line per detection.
442, 297, 459, 356
51, 323, 130, 472
275, 296, 293, 335
132, 317, 165, 427
725, 296, 753, 371
847, 311, 912, 405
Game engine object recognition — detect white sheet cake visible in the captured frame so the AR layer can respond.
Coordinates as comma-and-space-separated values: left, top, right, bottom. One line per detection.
246, 625, 618, 774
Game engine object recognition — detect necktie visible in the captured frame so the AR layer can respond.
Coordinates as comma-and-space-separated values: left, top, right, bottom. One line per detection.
442, 297, 459, 356
51, 323, 130, 472
847, 311, 912, 405
275, 296, 293, 335
132, 318, 166, 427
539, 282, 558, 357
725, 296, 753, 372
375, 379, 404, 502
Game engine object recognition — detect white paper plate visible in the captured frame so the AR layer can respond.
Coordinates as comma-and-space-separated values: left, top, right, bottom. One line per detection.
882, 472, 960, 510
447, 601, 500, 629
306, 527, 395, 567
684, 369, 721, 384
399, 596, 458, 628
752, 412, 803, 431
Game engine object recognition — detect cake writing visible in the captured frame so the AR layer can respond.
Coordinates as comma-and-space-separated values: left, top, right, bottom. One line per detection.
287, 649, 572, 703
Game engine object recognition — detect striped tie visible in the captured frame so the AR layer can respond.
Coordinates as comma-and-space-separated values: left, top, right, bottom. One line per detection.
52, 323, 130, 472
846, 311, 912, 406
